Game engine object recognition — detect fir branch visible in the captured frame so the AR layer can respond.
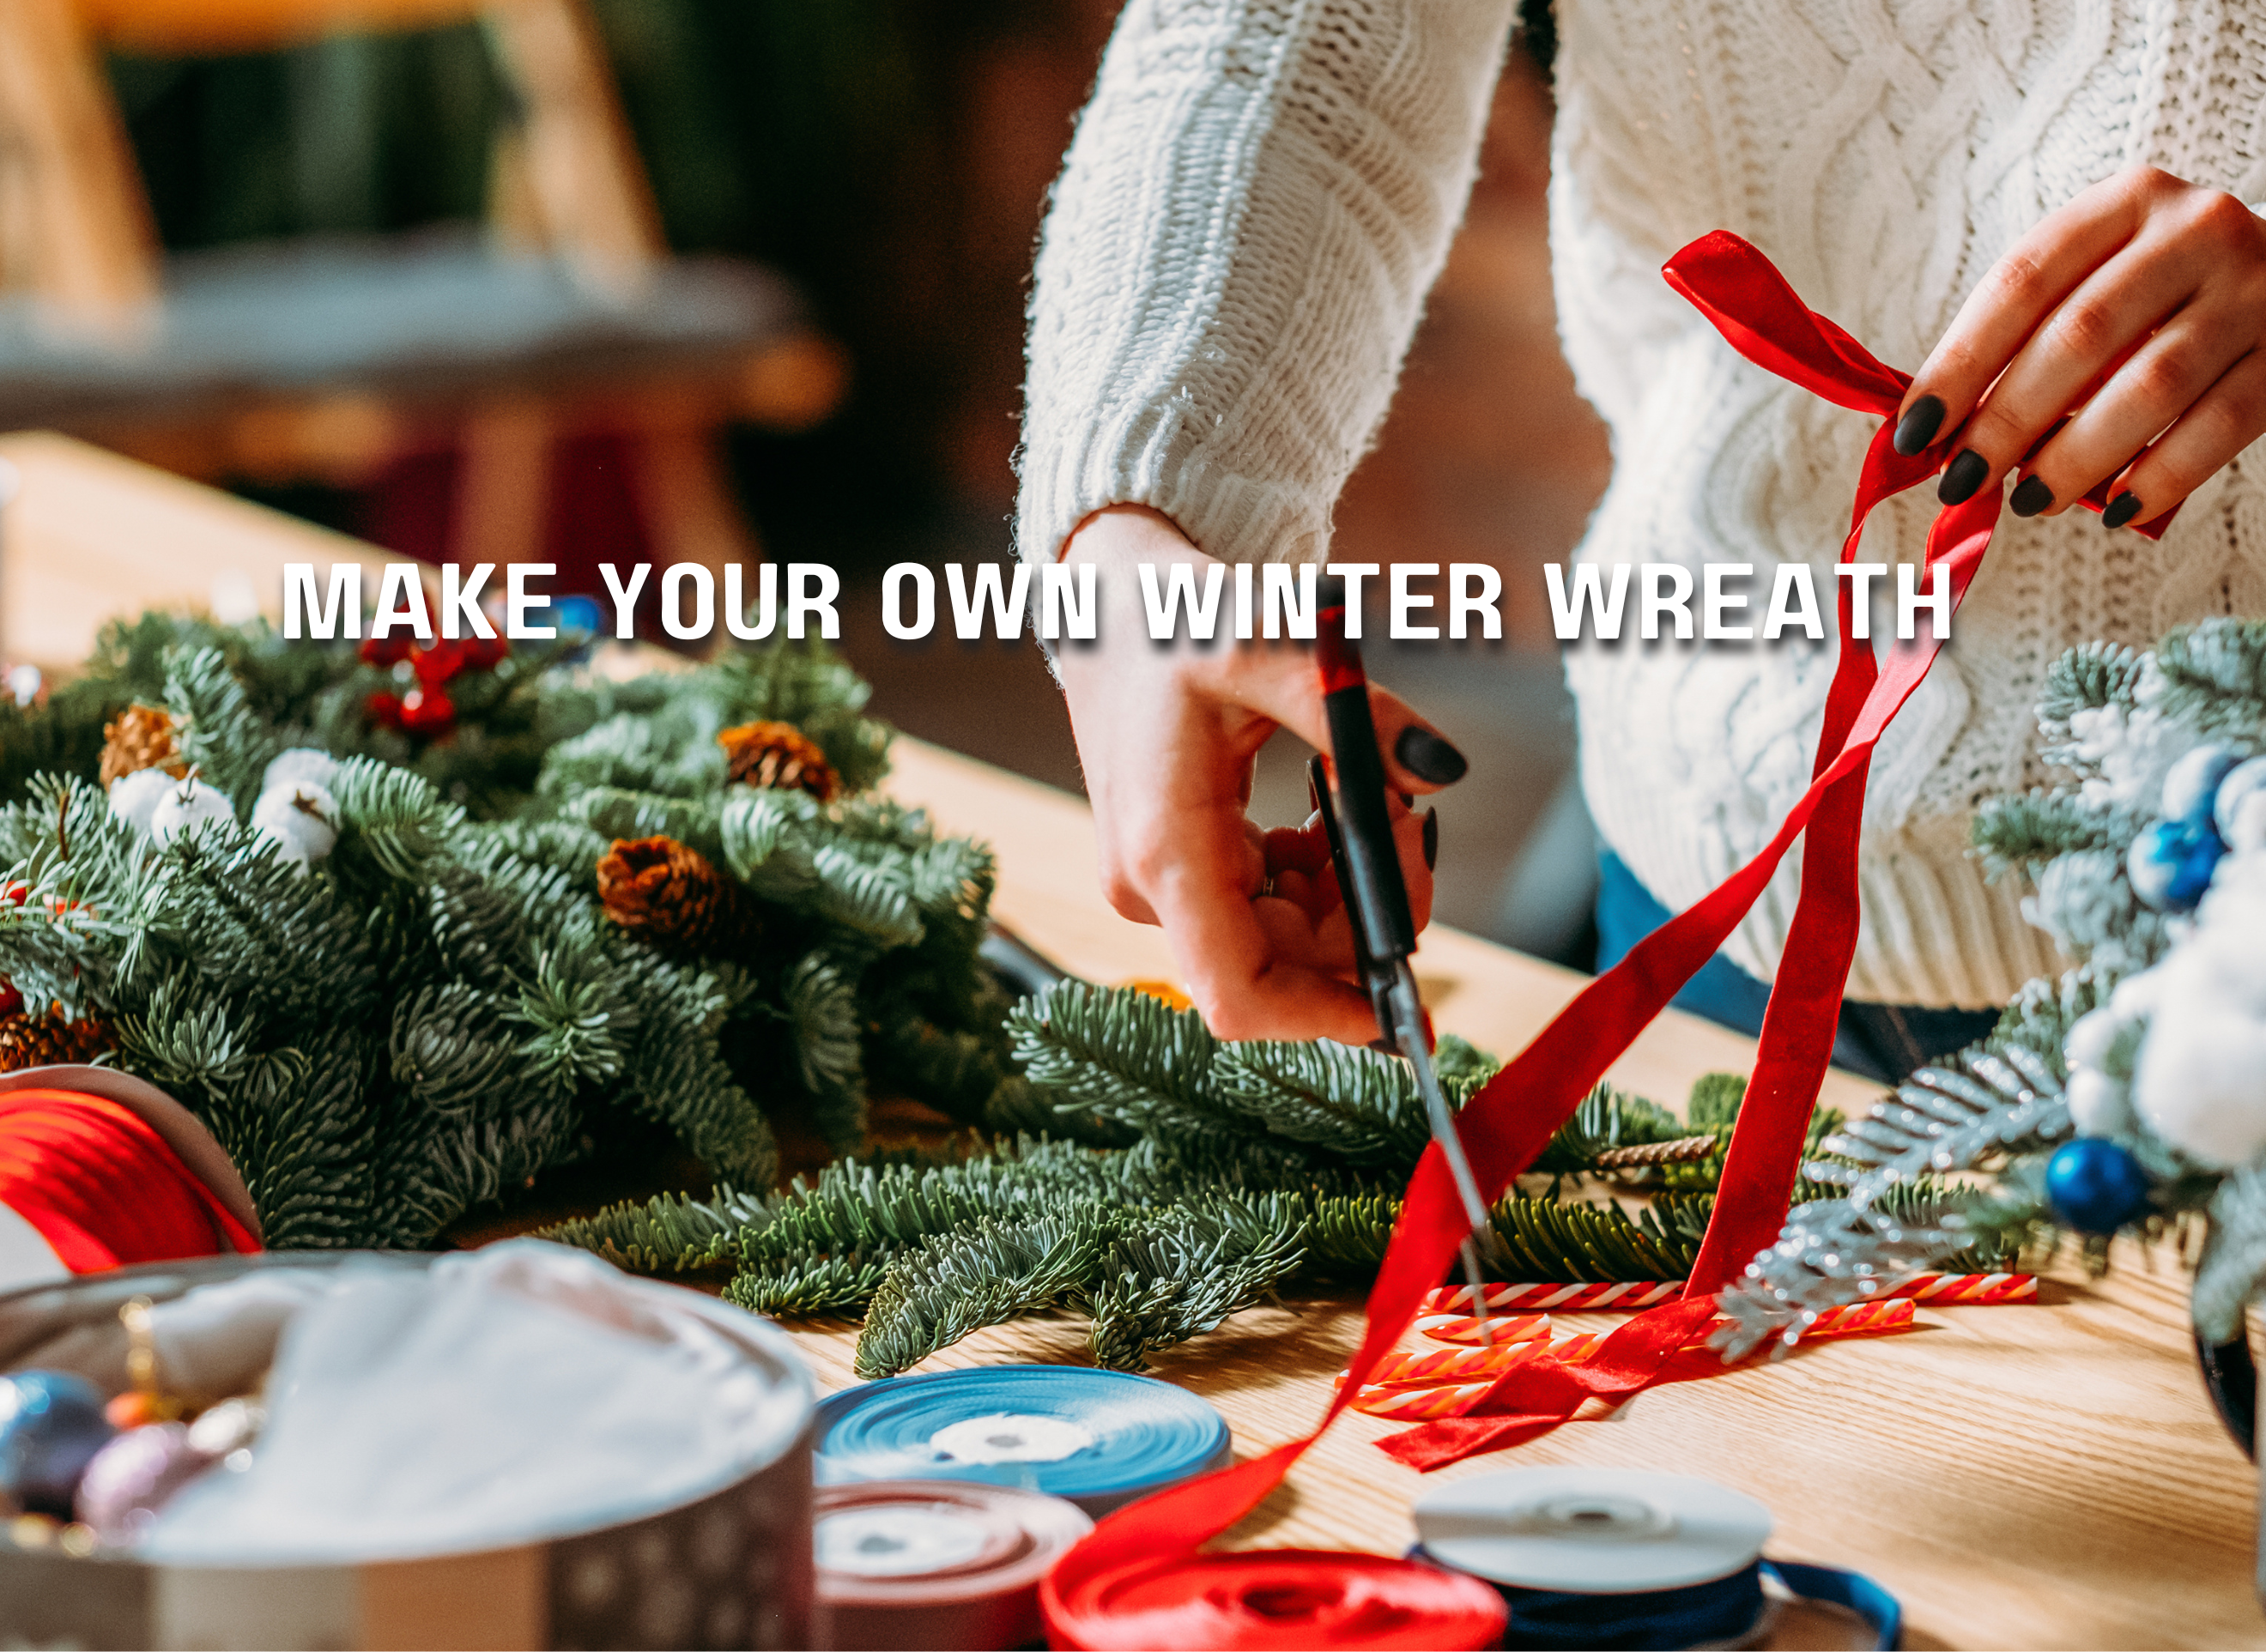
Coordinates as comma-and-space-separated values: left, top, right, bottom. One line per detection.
2154, 619, 2266, 735
1005, 983, 1233, 1141
535, 1187, 766, 1273
780, 953, 867, 1147
325, 758, 466, 887
1211, 1038, 1433, 1166
1488, 1193, 1704, 1282
1084, 1195, 1307, 1370
161, 645, 283, 805
726, 1253, 894, 1318
854, 1205, 1108, 1378
2037, 639, 2145, 731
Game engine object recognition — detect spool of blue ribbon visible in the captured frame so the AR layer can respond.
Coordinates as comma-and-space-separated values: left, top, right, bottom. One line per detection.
1411, 1467, 1901, 1650
1418, 1552, 1899, 1649
814, 1365, 1231, 1516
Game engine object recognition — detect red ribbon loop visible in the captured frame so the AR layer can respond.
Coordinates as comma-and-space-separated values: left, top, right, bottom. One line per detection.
1041, 231, 2174, 1645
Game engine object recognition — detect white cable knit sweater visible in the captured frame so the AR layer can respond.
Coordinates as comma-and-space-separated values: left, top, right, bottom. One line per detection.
1017, 0, 2266, 1010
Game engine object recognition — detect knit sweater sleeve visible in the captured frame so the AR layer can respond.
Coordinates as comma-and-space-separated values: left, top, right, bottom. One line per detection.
1015, 0, 1518, 569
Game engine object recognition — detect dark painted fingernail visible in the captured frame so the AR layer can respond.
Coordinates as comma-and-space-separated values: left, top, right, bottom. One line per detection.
1396, 725, 1467, 785
1938, 449, 1990, 505
1893, 394, 1944, 456
2101, 491, 2142, 530
2008, 475, 2054, 517
1422, 807, 1439, 870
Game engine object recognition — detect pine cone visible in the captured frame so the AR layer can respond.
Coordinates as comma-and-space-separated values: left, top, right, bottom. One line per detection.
99, 705, 186, 789
0, 1008, 114, 1074
718, 721, 840, 802
1591, 1135, 1720, 1171
597, 837, 758, 955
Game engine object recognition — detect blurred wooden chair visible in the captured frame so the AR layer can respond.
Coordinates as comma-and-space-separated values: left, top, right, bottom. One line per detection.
0, 0, 846, 582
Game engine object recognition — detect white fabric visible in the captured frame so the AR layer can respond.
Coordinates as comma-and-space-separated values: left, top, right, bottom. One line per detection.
142, 1242, 811, 1562
1017, 0, 2266, 1009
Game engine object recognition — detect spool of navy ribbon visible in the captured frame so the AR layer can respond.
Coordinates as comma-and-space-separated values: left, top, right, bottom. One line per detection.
1409, 1546, 1901, 1649
813, 1365, 1231, 1516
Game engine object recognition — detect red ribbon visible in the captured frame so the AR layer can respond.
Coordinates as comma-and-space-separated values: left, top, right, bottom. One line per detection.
0, 1088, 259, 1274
1040, 231, 2173, 1645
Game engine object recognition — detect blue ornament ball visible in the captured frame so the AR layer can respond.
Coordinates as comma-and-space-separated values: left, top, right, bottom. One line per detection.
0, 1371, 117, 1516
2127, 819, 2226, 911
2045, 1138, 2152, 1235
2162, 744, 2241, 827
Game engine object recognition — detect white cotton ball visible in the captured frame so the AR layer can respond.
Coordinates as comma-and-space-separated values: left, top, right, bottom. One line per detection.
2186, 911, 2266, 1017
2110, 967, 2167, 1020
2132, 1000, 2266, 1167
2164, 744, 2241, 826
2225, 790, 2266, 855
251, 783, 338, 872
2064, 1007, 2127, 1074
108, 767, 176, 838
2066, 1068, 2136, 1137
148, 778, 237, 847
261, 747, 339, 796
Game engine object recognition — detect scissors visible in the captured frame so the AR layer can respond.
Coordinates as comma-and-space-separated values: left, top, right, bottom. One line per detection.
1307, 581, 1499, 1346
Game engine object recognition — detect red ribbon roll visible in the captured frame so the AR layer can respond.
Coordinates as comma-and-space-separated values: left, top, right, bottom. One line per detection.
0, 1089, 260, 1274
1044, 1547, 1506, 1650
1040, 233, 2173, 1645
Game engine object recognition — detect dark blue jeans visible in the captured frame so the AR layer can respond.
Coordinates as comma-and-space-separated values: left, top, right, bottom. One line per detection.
1592, 850, 1998, 1085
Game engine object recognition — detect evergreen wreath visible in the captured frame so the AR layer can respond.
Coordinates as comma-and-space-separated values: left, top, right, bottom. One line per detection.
0, 612, 1017, 1250
1724, 616, 2266, 1357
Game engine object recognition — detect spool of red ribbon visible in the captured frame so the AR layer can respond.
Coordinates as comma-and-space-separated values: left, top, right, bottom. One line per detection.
1040, 231, 2177, 1645
816, 1480, 1092, 1651
0, 1087, 259, 1280
1044, 1545, 1506, 1651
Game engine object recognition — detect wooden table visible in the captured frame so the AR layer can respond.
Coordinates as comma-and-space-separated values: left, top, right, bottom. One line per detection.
12, 428, 2263, 1648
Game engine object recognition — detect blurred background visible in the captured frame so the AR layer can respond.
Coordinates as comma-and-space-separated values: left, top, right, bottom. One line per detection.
0, 0, 1609, 960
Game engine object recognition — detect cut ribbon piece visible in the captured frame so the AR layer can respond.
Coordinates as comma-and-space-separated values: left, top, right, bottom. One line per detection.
1039, 232, 2166, 1648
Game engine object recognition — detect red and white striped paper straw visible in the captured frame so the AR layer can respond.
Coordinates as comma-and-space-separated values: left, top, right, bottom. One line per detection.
1416, 1273, 2031, 1342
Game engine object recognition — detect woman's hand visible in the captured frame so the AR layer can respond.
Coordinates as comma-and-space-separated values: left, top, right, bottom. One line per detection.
1893, 166, 2266, 528
1053, 505, 1464, 1043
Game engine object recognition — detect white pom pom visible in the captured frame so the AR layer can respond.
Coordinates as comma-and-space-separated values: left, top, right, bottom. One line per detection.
2066, 1068, 2136, 1137
148, 778, 236, 847
2064, 1007, 2126, 1074
2227, 791, 2266, 855
107, 767, 175, 838
251, 782, 338, 871
2164, 744, 2240, 825
2133, 1001, 2266, 1167
261, 747, 339, 796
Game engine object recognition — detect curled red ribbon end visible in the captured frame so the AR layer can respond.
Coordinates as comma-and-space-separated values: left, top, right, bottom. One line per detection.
1041, 230, 2173, 1647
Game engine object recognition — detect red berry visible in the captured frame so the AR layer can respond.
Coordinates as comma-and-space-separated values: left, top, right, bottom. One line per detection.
411, 638, 467, 686
359, 635, 414, 668
460, 631, 510, 669
399, 687, 456, 735
0, 983, 21, 1019
365, 691, 404, 729
1, 884, 27, 906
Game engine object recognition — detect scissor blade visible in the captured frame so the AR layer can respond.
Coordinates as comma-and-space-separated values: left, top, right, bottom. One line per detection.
1382, 960, 1500, 1349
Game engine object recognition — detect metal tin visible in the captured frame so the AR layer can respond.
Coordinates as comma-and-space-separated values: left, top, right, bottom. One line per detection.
0, 1253, 816, 1650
